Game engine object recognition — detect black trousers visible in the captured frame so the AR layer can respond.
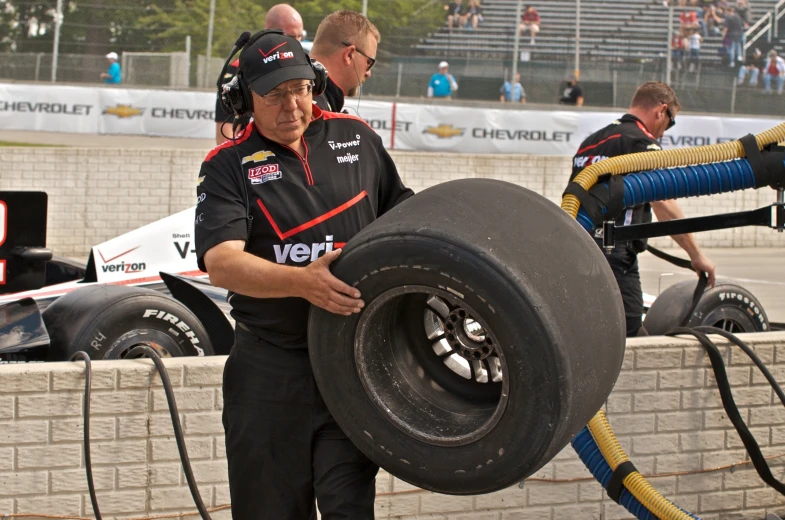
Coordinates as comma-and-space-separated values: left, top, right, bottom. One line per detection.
223, 327, 379, 519
604, 246, 644, 337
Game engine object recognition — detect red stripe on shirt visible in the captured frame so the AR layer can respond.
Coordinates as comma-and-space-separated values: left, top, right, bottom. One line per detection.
204, 122, 254, 162
257, 191, 368, 241
577, 134, 622, 154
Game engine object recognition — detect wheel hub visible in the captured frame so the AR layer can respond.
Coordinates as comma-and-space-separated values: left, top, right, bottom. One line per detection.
445, 309, 494, 361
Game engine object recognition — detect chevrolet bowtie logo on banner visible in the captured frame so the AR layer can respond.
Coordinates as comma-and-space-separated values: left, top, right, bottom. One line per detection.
102, 104, 144, 118
422, 124, 465, 139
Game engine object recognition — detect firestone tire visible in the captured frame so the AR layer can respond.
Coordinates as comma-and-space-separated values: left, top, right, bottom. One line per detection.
643, 280, 769, 335
43, 285, 214, 361
308, 179, 626, 495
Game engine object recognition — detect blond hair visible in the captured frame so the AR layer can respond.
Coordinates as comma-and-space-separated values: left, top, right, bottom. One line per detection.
311, 10, 381, 55
630, 81, 682, 111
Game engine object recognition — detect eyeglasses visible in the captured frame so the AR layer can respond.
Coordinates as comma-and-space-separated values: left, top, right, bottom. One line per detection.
261, 82, 313, 106
665, 106, 676, 130
341, 40, 377, 71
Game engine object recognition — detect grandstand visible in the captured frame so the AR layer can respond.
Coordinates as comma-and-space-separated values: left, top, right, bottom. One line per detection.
417, 0, 784, 66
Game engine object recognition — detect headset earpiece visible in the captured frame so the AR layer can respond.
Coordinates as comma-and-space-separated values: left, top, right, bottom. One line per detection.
221, 29, 326, 115
308, 56, 328, 97
220, 29, 286, 116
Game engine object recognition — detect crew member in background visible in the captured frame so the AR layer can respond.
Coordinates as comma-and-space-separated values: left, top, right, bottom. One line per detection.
214, 3, 305, 144
567, 81, 716, 337
100, 52, 122, 84
559, 74, 584, 106
309, 10, 380, 113
196, 32, 412, 518
428, 61, 458, 98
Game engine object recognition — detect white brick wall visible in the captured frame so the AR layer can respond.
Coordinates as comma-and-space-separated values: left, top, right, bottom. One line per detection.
2, 333, 785, 519
1, 147, 782, 258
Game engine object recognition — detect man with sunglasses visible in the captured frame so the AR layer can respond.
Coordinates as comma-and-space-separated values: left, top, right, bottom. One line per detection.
568, 81, 716, 337
309, 10, 380, 113
196, 31, 412, 519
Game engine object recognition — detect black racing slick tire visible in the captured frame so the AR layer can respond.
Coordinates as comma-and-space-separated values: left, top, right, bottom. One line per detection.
308, 179, 626, 495
43, 285, 214, 361
643, 280, 770, 336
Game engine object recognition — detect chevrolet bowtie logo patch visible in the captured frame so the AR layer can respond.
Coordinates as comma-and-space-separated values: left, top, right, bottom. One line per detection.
241, 150, 276, 164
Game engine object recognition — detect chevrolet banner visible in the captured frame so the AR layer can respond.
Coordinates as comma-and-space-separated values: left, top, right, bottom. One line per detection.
0, 82, 781, 155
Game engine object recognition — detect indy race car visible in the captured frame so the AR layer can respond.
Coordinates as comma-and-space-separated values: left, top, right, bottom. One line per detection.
0, 190, 777, 364
0, 191, 233, 363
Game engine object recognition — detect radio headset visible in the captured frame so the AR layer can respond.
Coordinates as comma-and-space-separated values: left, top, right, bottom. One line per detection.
216, 29, 329, 238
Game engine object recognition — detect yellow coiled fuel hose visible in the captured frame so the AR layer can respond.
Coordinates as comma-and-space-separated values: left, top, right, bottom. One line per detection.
563, 122, 785, 519
562, 122, 785, 219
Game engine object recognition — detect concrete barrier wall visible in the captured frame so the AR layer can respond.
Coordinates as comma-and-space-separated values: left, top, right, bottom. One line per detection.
2, 332, 785, 519
1, 147, 782, 259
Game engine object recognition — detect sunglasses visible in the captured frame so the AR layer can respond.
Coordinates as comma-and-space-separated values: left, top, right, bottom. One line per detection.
341, 40, 377, 71
665, 106, 676, 130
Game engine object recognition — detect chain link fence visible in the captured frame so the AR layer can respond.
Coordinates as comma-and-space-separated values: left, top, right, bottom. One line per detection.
1, 0, 785, 114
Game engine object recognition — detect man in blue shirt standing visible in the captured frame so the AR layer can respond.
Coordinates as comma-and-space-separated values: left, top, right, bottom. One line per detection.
427, 61, 458, 98
500, 72, 526, 103
101, 52, 122, 84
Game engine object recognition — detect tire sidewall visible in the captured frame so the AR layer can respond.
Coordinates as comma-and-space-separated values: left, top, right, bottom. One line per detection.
45, 286, 213, 360
310, 236, 562, 494
689, 284, 769, 332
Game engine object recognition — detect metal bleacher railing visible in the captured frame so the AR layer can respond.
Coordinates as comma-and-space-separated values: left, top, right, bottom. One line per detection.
0, 0, 784, 115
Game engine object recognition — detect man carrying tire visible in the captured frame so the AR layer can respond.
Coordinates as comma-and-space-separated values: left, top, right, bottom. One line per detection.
195, 30, 412, 519
568, 81, 716, 337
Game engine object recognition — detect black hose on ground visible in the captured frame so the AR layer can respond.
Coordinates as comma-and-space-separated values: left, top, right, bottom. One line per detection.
71, 348, 213, 520
69, 352, 102, 520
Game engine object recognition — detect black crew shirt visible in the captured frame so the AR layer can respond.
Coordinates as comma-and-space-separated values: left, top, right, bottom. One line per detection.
315, 77, 345, 113
195, 105, 413, 349
569, 113, 662, 253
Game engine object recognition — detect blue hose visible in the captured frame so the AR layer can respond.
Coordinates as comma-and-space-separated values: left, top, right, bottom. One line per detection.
572, 158, 754, 518
575, 159, 756, 233
571, 428, 701, 520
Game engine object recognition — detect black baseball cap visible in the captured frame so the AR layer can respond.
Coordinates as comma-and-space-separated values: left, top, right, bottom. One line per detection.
239, 31, 315, 96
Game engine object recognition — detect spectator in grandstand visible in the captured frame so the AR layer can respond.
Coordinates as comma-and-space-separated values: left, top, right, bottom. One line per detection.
698, 4, 711, 35
428, 61, 458, 98
444, 0, 467, 31
722, 6, 745, 66
215, 3, 305, 144
735, 0, 750, 25
686, 28, 703, 72
679, 9, 700, 33
500, 72, 526, 103
559, 75, 584, 106
738, 47, 763, 86
100, 52, 122, 84
519, 6, 541, 45
763, 49, 785, 94
465, 0, 483, 30
706, 4, 725, 36
671, 29, 686, 70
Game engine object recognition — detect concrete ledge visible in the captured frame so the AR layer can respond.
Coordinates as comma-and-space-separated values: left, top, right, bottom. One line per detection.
2, 332, 785, 518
